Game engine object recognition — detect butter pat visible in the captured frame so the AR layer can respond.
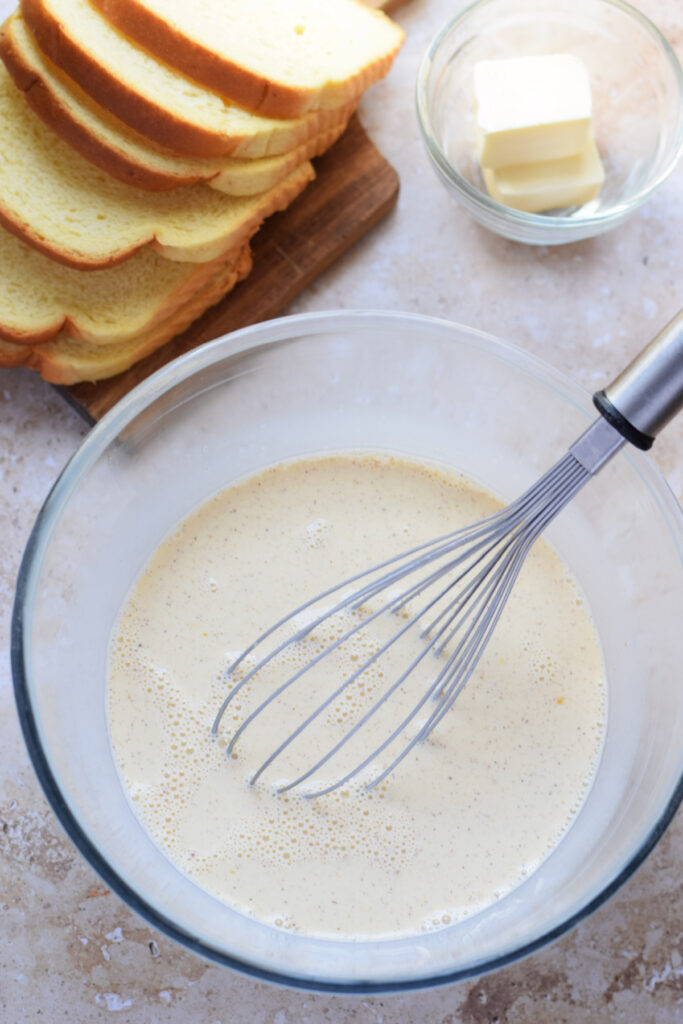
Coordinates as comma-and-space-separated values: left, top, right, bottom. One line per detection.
482, 136, 605, 213
474, 54, 593, 168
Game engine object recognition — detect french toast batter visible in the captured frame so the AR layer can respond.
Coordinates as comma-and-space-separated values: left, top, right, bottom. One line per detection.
107, 453, 605, 938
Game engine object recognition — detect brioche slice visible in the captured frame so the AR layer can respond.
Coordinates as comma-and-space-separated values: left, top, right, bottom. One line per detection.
89, 0, 404, 118
20, 0, 357, 158
0, 14, 349, 194
0, 339, 26, 368
0, 63, 315, 269
0, 246, 252, 383
0, 220, 252, 350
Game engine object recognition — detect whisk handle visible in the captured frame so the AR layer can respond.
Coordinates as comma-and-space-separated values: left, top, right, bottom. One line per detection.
594, 309, 683, 450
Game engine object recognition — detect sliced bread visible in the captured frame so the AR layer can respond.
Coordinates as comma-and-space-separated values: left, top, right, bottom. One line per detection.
20, 0, 358, 158
0, 221, 251, 347
1, 13, 350, 194
0, 246, 252, 383
0, 64, 314, 269
88, 0, 404, 117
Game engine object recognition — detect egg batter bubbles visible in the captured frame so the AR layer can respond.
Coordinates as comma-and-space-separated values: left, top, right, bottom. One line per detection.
107, 453, 606, 939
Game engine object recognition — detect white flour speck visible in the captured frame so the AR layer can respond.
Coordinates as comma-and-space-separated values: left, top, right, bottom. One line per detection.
645, 959, 683, 992
95, 993, 133, 1011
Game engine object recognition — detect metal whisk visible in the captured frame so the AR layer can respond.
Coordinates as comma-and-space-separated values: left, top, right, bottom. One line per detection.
212, 312, 683, 796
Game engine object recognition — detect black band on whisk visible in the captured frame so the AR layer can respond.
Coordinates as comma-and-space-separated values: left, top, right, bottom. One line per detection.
593, 390, 654, 451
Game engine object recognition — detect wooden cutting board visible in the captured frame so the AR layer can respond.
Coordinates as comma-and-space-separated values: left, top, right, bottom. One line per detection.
62, 114, 399, 423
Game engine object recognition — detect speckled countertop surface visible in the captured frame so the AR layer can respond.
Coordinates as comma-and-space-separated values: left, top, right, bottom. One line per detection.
1, 1, 682, 1021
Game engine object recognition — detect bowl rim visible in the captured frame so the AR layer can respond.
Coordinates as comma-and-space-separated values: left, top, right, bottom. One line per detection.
11, 309, 683, 993
416, 0, 683, 235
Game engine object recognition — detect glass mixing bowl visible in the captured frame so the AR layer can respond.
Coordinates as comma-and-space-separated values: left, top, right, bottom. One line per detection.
417, 0, 683, 244
12, 312, 683, 991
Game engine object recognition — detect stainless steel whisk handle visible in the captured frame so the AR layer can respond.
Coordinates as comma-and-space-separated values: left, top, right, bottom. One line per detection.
594, 309, 683, 450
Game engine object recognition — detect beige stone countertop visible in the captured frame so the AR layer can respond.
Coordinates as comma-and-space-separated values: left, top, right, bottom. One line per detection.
1, 0, 681, 1020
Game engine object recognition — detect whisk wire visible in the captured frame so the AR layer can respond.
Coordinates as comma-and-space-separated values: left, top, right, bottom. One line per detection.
218, 503, 521, 681
227, 535, 501, 761
272, 526, 525, 794
296, 461, 583, 793
213, 509, 517, 736
284, 504, 550, 798
318, 513, 545, 795
233, 486, 557, 782
216, 448, 598, 795
251, 527, 514, 787
426, 458, 590, 730
369, 539, 534, 790
366, 460, 592, 790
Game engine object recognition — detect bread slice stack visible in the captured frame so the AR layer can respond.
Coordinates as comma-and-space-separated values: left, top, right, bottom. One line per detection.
0, 0, 404, 384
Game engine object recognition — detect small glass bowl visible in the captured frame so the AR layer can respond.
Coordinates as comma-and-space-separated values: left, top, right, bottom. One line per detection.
417, 0, 683, 245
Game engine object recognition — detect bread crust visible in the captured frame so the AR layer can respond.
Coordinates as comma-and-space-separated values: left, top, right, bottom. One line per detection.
0, 247, 249, 348
0, 339, 31, 365
0, 78, 315, 272
0, 201, 147, 271
1, 0, 404, 382
0, 245, 252, 379
93, 0, 299, 119
20, 0, 358, 157
0, 22, 198, 190
90, 0, 402, 118
21, 0, 238, 156
36, 245, 252, 383
0, 235, 249, 346
0, 22, 349, 195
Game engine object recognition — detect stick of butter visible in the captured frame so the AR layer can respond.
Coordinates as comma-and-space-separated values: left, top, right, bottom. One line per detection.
474, 54, 593, 169
482, 136, 605, 213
